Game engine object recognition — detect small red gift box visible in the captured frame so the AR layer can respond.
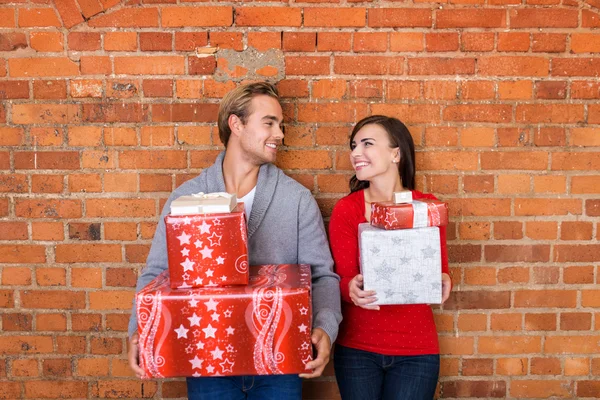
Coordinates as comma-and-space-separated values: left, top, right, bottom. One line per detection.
137, 265, 313, 378
165, 205, 248, 289
370, 199, 448, 230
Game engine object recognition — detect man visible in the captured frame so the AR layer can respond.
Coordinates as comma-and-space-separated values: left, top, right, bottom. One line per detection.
128, 82, 342, 399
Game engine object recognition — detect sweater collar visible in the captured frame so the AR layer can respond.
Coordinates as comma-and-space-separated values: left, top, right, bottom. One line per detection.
206, 151, 278, 239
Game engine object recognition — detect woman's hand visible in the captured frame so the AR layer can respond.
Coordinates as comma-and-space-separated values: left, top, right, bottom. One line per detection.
349, 274, 380, 310
441, 272, 452, 304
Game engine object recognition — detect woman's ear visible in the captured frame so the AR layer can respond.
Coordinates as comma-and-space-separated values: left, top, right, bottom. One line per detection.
393, 149, 401, 164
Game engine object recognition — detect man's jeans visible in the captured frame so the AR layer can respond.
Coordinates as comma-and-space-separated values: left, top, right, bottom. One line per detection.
334, 344, 440, 400
186, 374, 302, 400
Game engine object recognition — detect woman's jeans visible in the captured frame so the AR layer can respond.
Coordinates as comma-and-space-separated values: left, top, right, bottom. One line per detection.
186, 374, 302, 400
334, 344, 440, 400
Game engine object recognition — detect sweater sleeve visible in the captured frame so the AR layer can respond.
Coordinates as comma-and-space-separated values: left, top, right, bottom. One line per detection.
297, 192, 342, 344
328, 198, 360, 304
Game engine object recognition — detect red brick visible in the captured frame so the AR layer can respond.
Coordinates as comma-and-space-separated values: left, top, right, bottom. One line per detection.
248, 32, 281, 51
437, 9, 505, 28
30, 32, 64, 52
89, 7, 159, 27
90, 290, 134, 310
461, 32, 494, 52
510, 9, 578, 28
2, 267, 31, 286
335, 56, 403, 75
485, 245, 550, 262
554, 245, 600, 262
77, 0, 102, 18
517, 104, 584, 123
408, 57, 475, 75
151, 103, 217, 122
143, 79, 172, 97
0, 8, 15, 28
305, 7, 365, 27
369, 8, 430, 27
444, 291, 510, 311
578, 381, 600, 397
32, 221, 64, 241
54, 0, 84, 28
583, 9, 600, 28
479, 56, 548, 76
572, 176, 600, 194
560, 313, 592, 331
532, 33, 567, 52
236, 7, 299, 27
426, 33, 458, 52
15, 198, 81, 219
91, 380, 157, 398
0, 336, 53, 354
83, 103, 146, 123
21, 290, 85, 309
86, 198, 155, 217
210, 32, 242, 51
0, 32, 26, 51
18, 8, 61, 27
80, 56, 111, 75
298, 103, 367, 123
552, 58, 600, 76
349, 80, 383, 99
114, 56, 184, 75
31, 174, 63, 193
36, 268, 66, 287
43, 358, 72, 377
353, 32, 387, 52
68, 32, 100, 51
317, 32, 351, 52
24, 381, 88, 398
175, 32, 208, 51
535, 81, 567, 99
104, 32, 137, 51
140, 32, 172, 51
9, 57, 79, 77
497, 32, 530, 52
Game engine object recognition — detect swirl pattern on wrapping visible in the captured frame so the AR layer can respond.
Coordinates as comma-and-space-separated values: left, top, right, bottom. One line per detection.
427, 202, 441, 226
235, 254, 249, 274
250, 265, 289, 375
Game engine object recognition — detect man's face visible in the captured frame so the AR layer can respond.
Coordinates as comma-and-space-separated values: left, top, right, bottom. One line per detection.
237, 95, 284, 166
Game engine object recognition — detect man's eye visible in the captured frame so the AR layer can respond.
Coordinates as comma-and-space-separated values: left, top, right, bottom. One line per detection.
265, 122, 273, 126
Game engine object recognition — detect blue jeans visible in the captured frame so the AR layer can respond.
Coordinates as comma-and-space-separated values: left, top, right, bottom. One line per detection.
334, 345, 440, 400
186, 374, 302, 400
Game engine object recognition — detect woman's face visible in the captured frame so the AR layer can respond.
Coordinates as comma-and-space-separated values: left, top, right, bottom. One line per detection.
350, 124, 400, 183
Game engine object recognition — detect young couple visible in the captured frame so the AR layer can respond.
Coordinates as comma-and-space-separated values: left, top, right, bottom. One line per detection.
128, 82, 452, 400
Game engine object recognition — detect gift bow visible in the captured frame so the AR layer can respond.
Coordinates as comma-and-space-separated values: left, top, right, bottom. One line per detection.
191, 192, 234, 200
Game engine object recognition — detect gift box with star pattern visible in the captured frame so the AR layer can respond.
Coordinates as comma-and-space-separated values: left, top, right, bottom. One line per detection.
370, 199, 448, 230
165, 204, 248, 289
137, 264, 313, 378
358, 223, 442, 305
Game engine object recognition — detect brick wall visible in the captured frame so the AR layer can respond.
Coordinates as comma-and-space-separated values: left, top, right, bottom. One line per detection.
1, 0, 599, 398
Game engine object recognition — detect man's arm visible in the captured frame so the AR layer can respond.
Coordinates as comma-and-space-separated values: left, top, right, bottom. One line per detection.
296, 191, 342, 344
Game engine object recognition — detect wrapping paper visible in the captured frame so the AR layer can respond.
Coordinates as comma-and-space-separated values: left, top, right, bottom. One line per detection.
165, 205, 248, 288
371, 199, 448, 230
137, 264, 313, 378
358, 223, 442, 305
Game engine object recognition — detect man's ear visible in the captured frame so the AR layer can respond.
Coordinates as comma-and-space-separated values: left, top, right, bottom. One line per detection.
228, 114, 243, 138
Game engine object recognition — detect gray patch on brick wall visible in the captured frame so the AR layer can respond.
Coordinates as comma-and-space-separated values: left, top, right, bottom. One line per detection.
214, 48, 284, 83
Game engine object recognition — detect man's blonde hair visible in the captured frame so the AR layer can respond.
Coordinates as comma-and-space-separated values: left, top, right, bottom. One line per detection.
218, 82, 280, 147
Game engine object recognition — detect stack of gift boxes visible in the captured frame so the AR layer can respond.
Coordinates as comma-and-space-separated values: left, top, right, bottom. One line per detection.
136, 193, 312, 378
359, 191, 449, 305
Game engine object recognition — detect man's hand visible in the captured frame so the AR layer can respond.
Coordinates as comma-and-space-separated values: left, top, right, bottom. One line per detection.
128, 333, 145, 379
441, 273, 452, 304
349, 274, 379, 310
299, 328, 331, 379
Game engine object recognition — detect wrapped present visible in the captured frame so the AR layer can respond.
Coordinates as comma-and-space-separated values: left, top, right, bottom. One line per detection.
137, 265, 313, 378
165, 204, 248, 289
371, 199, 448, 230
170, 192, 237, 215
358, 223, 441, 305
393, 190, 413, 204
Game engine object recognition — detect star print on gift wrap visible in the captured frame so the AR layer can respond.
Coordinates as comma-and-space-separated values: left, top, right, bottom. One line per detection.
220, 359, 234, 373
421, 245, 437, 259
373, 260, 396, 282
175, 324, 189, 339
188, 313, 201, 327
208, 232, 222, 246
177, 232, 191, 245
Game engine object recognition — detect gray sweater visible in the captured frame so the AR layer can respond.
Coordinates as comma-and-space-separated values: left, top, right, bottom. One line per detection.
128, 152, 342, 343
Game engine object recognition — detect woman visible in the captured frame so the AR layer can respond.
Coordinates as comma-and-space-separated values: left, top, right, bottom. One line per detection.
329, 115, 452, 400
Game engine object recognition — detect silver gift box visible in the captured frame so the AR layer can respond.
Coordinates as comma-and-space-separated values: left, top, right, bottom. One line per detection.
358, 223, 442, 305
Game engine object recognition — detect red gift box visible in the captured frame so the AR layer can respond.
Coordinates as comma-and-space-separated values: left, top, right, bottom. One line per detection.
137, 265, 313, 378
165, 205, 248, 288
370, 199, 448, 230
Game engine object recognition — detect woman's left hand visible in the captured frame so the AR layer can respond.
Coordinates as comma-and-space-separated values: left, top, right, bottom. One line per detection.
441, 273, 452, 304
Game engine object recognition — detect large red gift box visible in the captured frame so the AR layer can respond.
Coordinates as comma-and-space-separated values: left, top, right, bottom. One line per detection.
370, 199, 448, 230
165, 205, 248, 289
137, 265, 313, 378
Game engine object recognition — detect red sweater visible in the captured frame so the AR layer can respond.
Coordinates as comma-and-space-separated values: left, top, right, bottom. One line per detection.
329, 189, 449, 356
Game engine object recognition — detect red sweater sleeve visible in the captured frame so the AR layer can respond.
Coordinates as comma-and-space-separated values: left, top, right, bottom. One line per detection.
328, 196, 361, 304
